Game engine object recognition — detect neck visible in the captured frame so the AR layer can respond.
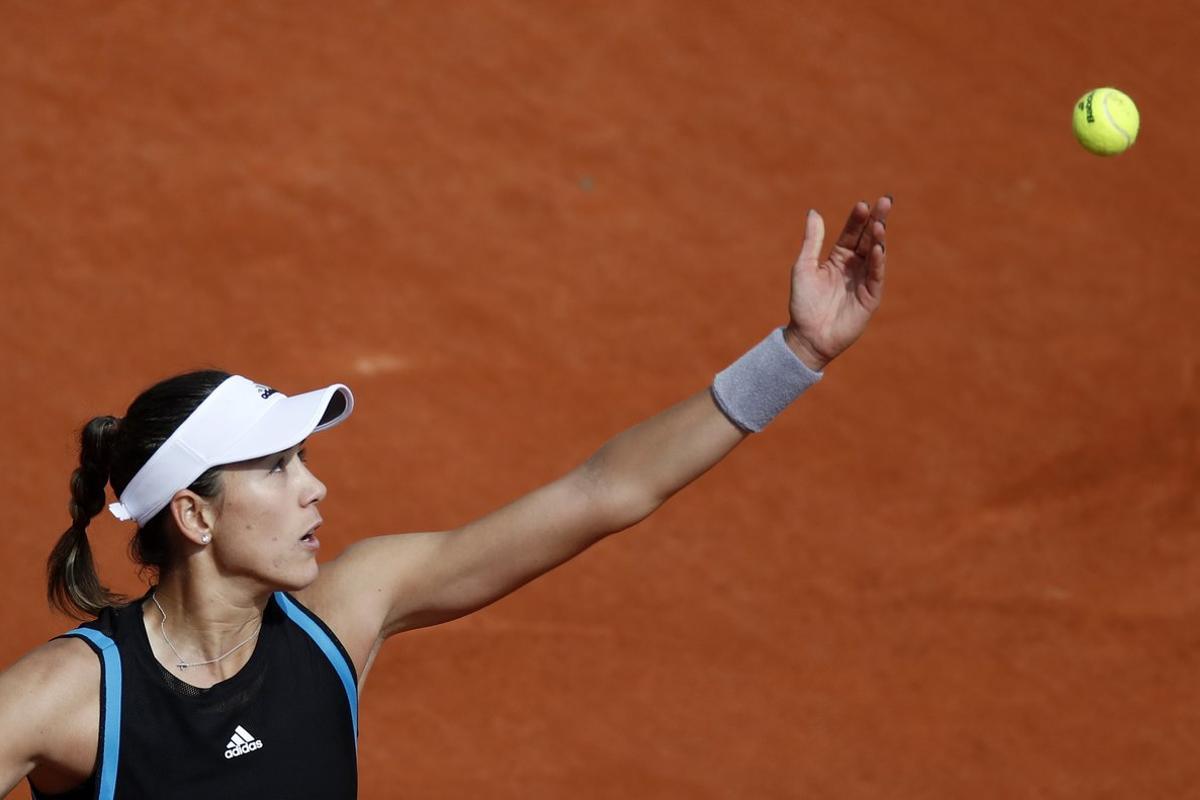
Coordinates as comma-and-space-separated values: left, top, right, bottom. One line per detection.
144, 575, 270, 679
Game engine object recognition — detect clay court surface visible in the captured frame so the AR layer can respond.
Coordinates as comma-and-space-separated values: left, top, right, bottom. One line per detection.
2, 2, 1198, 797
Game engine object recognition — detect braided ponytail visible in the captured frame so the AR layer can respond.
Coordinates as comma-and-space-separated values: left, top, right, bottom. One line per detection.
47, 415, 123, 618
46, 370, 232, 618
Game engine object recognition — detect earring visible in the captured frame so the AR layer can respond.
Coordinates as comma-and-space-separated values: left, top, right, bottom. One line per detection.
200, 533, 212, 544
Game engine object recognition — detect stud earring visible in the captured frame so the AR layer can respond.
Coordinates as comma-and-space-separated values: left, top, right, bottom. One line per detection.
200, 533, 212, 544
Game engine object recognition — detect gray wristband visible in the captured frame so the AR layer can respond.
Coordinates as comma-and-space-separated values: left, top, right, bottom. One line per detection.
711, 328, 823, 432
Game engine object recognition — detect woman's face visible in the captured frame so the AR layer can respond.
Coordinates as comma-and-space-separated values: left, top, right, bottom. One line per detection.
208, 441, 326, 591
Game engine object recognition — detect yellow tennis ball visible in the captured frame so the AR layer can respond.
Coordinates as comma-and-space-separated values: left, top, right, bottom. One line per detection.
1073, 87, 1139, 156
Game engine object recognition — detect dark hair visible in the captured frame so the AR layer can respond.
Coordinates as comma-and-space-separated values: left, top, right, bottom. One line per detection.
47, 370, 232, 619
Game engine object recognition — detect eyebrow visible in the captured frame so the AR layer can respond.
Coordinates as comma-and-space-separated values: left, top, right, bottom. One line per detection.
254, 440, 308, 465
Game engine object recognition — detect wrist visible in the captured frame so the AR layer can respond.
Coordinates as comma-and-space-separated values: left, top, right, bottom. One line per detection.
782, 326, 830, 372
711, 328, 823, 433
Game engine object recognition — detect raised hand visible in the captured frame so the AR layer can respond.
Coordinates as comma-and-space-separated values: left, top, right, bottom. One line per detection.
784, 196, 892, 371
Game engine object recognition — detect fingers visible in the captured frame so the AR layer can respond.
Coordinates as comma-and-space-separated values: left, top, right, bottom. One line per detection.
833, 200, 871, 253
797, 208, 825, 266
864, 240, 886, 302
854, 195, 893, 259
862, 195, 891, 301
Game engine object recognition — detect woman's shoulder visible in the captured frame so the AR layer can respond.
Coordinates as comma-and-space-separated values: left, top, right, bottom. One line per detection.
0, 636, 101, 788
6, 634, 98, 677
291, 537, 424, 679
1, 635, 101, 706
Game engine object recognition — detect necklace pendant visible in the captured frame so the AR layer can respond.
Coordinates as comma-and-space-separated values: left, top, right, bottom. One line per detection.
177, 663, 189, 670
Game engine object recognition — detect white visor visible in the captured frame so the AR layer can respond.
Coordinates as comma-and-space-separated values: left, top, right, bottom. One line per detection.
109, 375, 354, 526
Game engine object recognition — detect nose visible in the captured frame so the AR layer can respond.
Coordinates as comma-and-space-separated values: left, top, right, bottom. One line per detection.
299, 461, 327, 506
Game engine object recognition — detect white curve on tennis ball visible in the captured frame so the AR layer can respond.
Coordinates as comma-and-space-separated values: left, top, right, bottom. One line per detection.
1102, 92, 1134, 147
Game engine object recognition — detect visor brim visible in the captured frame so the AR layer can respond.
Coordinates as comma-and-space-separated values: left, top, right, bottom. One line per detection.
219, 384, 354, 464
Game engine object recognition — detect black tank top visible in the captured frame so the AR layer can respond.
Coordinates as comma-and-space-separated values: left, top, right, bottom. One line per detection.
31, 592, 358, 800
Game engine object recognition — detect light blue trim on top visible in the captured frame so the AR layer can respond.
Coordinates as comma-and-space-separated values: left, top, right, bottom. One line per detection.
64, 628, 122, 800
273, 592, 359, 741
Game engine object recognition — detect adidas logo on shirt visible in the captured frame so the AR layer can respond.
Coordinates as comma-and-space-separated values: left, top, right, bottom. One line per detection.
225, 725, 264, 759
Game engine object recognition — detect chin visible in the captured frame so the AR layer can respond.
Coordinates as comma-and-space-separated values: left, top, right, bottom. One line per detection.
270, 562, 320, 594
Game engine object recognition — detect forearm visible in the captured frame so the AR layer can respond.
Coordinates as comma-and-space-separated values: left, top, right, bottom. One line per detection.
578, 388, 748, 531
354, 348, 818, 634
345, 409, 738, 635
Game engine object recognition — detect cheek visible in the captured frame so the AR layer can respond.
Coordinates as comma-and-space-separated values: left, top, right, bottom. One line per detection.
221, 512, 291, 573
220, 489, 285, 551
216, 478, 309, 571
225, 476, 273, 515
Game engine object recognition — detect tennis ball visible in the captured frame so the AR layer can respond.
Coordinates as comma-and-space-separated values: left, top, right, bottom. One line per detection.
1073, 87, 1139, 156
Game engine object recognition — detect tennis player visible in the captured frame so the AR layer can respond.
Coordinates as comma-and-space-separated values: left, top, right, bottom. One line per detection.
0, 196, 891, 799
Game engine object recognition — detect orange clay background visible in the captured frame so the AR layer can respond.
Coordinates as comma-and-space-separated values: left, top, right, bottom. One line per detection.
2, 2, 1198, 798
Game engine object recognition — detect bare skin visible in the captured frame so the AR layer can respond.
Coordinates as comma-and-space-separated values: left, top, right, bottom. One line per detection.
0, 196, 891, 797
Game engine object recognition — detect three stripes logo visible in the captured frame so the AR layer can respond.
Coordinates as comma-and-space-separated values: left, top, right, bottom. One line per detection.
225, 725, 264, 759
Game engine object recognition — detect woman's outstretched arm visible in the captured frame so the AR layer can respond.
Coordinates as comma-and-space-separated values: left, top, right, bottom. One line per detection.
304, 196, 892, 649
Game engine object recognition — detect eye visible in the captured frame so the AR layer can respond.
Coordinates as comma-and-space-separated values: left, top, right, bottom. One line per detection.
270, 456, 288, 473
298, 448, 308, 464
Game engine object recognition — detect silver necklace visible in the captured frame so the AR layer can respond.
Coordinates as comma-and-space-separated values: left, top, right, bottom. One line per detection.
151, 593, 262, 671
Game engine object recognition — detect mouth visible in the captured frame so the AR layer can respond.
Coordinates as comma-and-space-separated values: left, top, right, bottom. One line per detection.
300, 520, 322, 548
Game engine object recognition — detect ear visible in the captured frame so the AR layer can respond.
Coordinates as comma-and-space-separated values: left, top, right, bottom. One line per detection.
167, 489, 217, 546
